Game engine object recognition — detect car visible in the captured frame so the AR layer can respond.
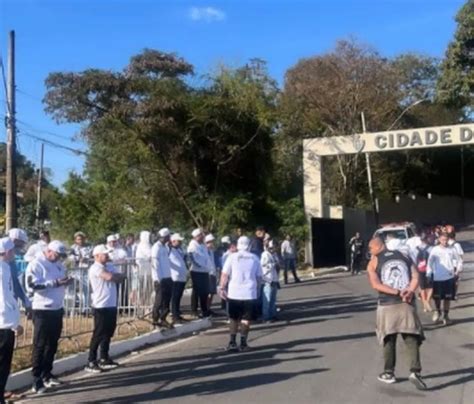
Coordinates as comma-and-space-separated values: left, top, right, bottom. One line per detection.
373, 222, 416, 243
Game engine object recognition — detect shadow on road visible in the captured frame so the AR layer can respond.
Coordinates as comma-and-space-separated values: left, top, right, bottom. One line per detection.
425, 366, 474, 391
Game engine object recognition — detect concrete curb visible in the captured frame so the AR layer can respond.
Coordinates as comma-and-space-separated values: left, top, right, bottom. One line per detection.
7, 318, 211, 391
306, 265, 349, 279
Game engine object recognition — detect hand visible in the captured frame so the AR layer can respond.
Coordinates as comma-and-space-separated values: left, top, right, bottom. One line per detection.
57, 277, 73, 286
401, 289, 414, 303
218, 288, 228, 300
15, 325, 24, 336
25, 306, 33, 320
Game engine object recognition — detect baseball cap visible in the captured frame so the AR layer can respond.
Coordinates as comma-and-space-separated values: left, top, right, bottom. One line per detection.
48, 240, 67, 256
237, 236, 250, 251
221, 236, 231, 244
159, 228, 171, 238
0, 237, 15, 253
93, 244, 112, 256
8, 228, 28, 243
107, 234, 118, 243
192, 228, 203, 238
205, 234, 215, 243
170, 233, 184, 242
74, 231, 86, 238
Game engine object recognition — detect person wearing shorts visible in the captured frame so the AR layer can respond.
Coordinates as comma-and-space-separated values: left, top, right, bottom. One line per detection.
427, 233, 461, 326
219, 236, 262, 352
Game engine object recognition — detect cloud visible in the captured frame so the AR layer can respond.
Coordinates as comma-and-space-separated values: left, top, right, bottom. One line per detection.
189, 6, 226, 23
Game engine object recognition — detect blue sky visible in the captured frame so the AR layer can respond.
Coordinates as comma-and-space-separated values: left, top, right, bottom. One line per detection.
0, 0, 465, 186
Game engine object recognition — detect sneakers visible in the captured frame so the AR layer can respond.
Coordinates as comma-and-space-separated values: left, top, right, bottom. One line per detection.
99, 358, 120, 370
32, 379, 47, 395
432, 311, 441, 323
377, 372, 396, 384
84, 361, 103, 373
443, 314, 453, 326
239, 343, 251, 352
409, 372, 427, 390
225, 342, 239, 352
43, 375, 63, 388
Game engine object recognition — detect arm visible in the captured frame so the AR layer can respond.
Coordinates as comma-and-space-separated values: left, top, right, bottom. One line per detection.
26, 262, 62, 290
453, 247, 463, 274
366, 257, 400, 296
98, 268, 125, 283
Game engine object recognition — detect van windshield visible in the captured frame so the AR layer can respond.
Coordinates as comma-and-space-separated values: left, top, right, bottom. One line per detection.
376, 229, 406, 240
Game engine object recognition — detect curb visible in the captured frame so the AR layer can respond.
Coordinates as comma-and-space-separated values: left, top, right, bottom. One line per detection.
7, 318, 211, 391
307, 266, 348, 279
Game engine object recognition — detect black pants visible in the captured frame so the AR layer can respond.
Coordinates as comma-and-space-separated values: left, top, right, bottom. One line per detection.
283, 258, 299, 283
159, 278, 173, 321
191, 272, 209, 316
0, 329, 15, 400
383, 333, 422, 373
171, 281, 186, 318
152, 281, 162, 324
351, 253, 362, 274
88, 307, 117, 363
32, 309, 63, 380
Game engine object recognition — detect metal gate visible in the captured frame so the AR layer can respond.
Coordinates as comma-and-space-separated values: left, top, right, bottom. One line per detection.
311, 217, 346, 268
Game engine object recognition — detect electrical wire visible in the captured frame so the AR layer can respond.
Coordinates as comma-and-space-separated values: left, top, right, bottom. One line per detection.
17, 130, 88, 156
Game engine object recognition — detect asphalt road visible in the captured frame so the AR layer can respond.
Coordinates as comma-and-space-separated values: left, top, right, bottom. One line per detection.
20, 233, 474, 404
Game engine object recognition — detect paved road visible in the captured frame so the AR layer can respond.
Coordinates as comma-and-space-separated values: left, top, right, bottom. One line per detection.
21, 235, 474, 404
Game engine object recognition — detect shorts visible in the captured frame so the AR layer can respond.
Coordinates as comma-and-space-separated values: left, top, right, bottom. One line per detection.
418, 272, 433, 290
209, 275, 217, 295
433, 278, 456, 300
228, 299, 257, 321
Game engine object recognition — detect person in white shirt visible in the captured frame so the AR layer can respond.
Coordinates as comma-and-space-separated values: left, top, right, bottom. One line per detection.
281, 235, 300, 284
68, 231, 93, 312
219, 236, 263, 351
151, 228, 173, 328
26, 241, 73, 394
24, 231, 51, 263
0, 237, 23, 403
135, 231, 152, 303
188, 229, 210, 318
427, 233, 461, 325
169, 233, 188, 322
84, 245, 125, 374
205, 234, 218, 313
261, 240, 279, 322
106, 234, 128, 264
406, 231, 422, 265
447, 228, 464, 300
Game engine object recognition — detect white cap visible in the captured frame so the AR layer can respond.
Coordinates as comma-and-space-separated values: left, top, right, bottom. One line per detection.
264, 233, 271, 241
221, 236, 231, 244
159, 228, 170, 238
93, 244, 112, 256
8, 228, 28, 243
192, 228, 203, 238
0, 237, 15, 253
237, 236, 250, 251
48, 240, 67, 256
170, 233, 184, 242
107, 234, 118, 243
205, 234, 215, 243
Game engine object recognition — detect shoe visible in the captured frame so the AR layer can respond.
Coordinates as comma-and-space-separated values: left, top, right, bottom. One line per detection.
32, 379, 47, 395
377, 372, 396, 384
295, 278, 301, 283
99, 359, 120, 370
443, 314, 452, 326
409, 372, 427, 390
225, 342, 239, 352
432, 311, 440, 323
43, 375, 63, 388
239, 344, 251, 352
84, 362, 103, 373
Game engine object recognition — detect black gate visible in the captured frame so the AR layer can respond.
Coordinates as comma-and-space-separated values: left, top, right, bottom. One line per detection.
311, 217, 346, 268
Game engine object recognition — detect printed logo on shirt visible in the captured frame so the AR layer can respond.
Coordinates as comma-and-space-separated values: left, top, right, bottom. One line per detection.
380, 259, 410, 290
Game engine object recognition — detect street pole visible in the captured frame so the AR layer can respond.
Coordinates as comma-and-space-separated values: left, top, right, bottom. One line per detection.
361, 112, 379, 226
5, 30, 17, 231
460, 146, 465, 223
35, 143, 44, 232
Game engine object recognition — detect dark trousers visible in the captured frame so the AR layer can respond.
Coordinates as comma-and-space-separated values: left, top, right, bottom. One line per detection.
283, 258, 299, 283
88, 307, 117, 363
152, 281, 162, 324
190, 272, 209, 316
383, 333, 422, 373
159, 278, 173, 321
171, 281, 186, 318
351, 253, 362, 274
0, 329, 15, 400
32, 309, 63, 380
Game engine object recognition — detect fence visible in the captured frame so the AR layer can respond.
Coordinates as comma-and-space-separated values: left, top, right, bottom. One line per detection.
15, 258, 156, 351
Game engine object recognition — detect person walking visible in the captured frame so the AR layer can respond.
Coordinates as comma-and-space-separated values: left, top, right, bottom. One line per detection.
169, 233, 187, 323
219, 236, 263, 352
447, 227, 464, 300
188, 229, 210, 318
415, 235, 434, 313
366, 236, 426, 390
349, 232, 364, 275
26, 241, 73, 394
261, 240, 278, 322
84, 245, 125, 373
151, 228, 173, 328
0, 237, 23, 404
281, 235, 300, 284
427, 233, 461, 325
205, 234, 218, 314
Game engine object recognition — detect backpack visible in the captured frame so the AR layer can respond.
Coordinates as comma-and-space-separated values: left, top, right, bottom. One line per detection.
416, 246, 430, 273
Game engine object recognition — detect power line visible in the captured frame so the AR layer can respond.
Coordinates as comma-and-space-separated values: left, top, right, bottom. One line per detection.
17, 130, 88, 156
16, 119, 77, 142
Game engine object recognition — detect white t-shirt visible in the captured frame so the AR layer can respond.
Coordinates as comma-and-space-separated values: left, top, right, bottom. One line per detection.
261, 250, 278, 283
448, 240, 464, 271
89, 262, 118, 309
24, 241, 47, 263
151, 241, 171, 281
427, 245, 460, 281
405, 236, 422, 264
281, 240, 296, 258
187, 240, 209, 273
222, 250, 263, 300
0, 261, 20, 329
169, 247, 187, 283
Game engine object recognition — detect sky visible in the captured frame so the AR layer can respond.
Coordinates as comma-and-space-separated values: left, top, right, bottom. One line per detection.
0, 0, 466, 186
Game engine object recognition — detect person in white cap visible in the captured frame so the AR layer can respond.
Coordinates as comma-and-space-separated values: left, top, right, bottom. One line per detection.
0, 237, 23, 403
219, 236, 263, 351
84, 245, 126, 374
188, 229, 210, 317
7, 228, 31, 311
106, 234, 127, 264
169, 233, 187, 322
151, 228, 173, 328
205, 234, 218, 314
25, 240, 73, 394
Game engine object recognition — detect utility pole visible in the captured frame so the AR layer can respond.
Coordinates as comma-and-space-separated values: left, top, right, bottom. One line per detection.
5, 30, 17, 231
361, 112, 379, 226
35, 143, 44, 232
